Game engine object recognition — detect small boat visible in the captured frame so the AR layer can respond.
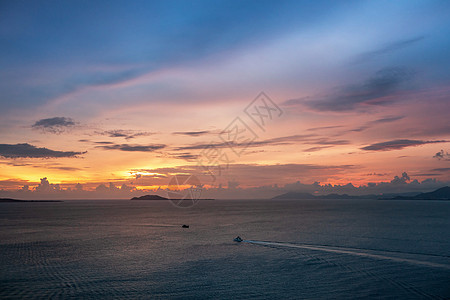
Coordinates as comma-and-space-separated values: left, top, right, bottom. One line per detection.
233, 236, 243, 242
182, 224, 189, 228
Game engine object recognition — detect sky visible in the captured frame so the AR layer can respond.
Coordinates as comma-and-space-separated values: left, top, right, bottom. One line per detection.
0, 0, 449, 199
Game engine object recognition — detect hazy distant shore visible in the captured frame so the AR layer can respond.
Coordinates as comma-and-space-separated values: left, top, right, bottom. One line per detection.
272, 186, 450, 201
0, 198, 63, 203
131, 195, 214, 201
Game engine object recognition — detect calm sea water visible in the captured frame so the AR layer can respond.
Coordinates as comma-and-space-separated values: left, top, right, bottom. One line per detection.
1, 199, 449, 299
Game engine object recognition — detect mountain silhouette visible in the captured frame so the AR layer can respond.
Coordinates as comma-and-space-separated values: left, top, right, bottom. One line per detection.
272, 186, 450, 201
391, 186, 450, 200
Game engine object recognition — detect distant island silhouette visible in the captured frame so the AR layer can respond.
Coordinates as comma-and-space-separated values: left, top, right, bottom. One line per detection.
272, 192, 376, 200
272, 186, 450, 201
388, 186, 450, 200
131, 194, 214, 200
131, 195, 169, 200
0, 198, 63, 203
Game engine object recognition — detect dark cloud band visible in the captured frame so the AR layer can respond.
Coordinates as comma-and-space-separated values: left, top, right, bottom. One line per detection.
0, 143, 85, 158
361, 139, 447, 151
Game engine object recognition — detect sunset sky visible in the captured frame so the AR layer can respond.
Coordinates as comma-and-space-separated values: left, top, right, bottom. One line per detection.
1, 0, 449, 199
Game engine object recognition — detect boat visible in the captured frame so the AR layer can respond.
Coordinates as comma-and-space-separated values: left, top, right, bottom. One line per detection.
182, 224, 189, 228
233, 236, 243, 242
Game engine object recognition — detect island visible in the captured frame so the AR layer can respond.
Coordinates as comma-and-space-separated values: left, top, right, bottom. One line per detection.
272, 186, 450, 201
131, 195, 169, 200
0, 198, 63, 203
388, 186, 450, 200
130, 194, 214, 200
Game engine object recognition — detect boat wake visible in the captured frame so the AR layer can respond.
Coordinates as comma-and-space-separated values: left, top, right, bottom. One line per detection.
243, 240, 450, 270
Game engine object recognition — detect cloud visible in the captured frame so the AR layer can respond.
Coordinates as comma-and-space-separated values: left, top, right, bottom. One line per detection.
366, 172, 389, 176
35, 177, 61, 192
284, 67, 412, 112
79, 140, 114, 145
433, 150, 450, 161
0, 143, 86, 158
0, 161, 83, 172
370, 115, 405, 124
354, 36, 425, 63
227, 180, 240, 189
33, 165, 83, 171
349, 125, 370, 132
361, 139, 447, 151
94, 141, 115, 145
412, 173, 442, 177
307, 125, 344, 131
170, 153, 200, 161
277, 172, 449, 197
97, 130, 154, 140
49, 166, 82, 171
174, 134, 344, 151
431, 167, 450, 172
0, 179, 37, 188
96, 143, 165, 152
0, 161, 33, 167
306, 116, 405, 135
303, 146, 333, 152
347, 115, 405, 133
390, 171, 410, 184
32, 117, 75, 133
173, 130, 212, 136
1, 171, 449, 200
310, 139, 349, 146
130, 163, 357, 188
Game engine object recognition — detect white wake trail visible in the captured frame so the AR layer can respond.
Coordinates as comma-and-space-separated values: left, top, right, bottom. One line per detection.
244, 240, 450, 270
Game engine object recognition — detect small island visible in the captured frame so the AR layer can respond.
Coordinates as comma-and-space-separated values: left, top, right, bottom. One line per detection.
131, 195, 169, 200
0, 198, 63, 203
130, 194, 214, 200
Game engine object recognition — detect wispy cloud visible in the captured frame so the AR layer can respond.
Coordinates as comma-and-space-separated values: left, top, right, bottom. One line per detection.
32, 117, 75, 133
284, 68, 412, 112
0, 161, 33, 167
303, 146, 333, 152
79, 140, 115, 145
96, 143, 165, 152
33, 165, 83, 171
174, 134, 318, 151
348, 115, 405, 133
94, 141, 115, 145
0, 143, 86, 158
361, 139, 447, 151
306, 116, 405, 135
371, 115, 405, 124
307, 125, 344, 132
170, 153, 199, 161
96, 130, 154, 140
310, 139, 349, 146
173, 134, 348, 153
173, 130, 212, 136
430, 167, 450, 172
0, 179, 37, 187
354, 36, 425, 64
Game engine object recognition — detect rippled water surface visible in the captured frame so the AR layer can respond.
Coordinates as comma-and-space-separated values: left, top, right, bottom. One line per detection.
1, 199, 449, 299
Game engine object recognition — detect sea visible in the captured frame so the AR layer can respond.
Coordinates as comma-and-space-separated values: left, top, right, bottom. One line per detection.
1, 199, 449, 299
